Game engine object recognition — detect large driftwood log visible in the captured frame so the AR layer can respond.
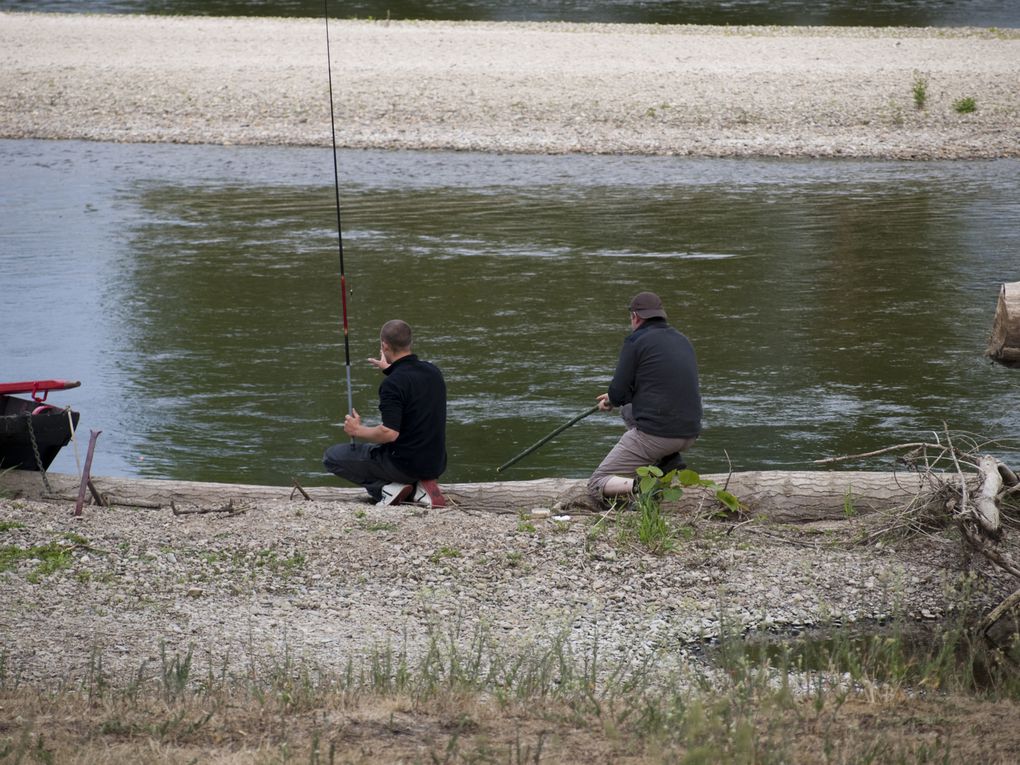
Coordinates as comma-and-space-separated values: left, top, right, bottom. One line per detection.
986, 281, 1020, 368
0, 471, 364, 508
0, 469, 966, 524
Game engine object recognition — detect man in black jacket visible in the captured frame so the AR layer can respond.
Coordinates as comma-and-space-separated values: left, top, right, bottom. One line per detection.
588, 292, 702, 502
324, 319, 447, 507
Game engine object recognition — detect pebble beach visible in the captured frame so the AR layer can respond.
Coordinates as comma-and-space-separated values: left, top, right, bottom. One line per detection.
0, 12, 1018, 158
0, 491, 997, 686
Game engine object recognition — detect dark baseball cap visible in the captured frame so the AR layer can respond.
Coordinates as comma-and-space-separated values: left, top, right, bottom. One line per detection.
628, 291, 667, 319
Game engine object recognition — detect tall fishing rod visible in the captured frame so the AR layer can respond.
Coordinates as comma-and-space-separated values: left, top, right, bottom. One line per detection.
496, 405, 600, 473
324, 1, 354, 429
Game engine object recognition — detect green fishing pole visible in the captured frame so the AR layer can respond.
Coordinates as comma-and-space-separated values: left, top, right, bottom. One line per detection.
496, 405, 600, 473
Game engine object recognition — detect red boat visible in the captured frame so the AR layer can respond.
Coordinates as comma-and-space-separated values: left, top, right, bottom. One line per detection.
0, 380, 81, 471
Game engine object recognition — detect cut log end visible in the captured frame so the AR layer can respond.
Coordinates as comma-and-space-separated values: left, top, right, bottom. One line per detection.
986, 281, 1020, 369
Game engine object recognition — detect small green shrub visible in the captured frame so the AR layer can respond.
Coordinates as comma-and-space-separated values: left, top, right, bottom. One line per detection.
954, 96, 977, 114
911, 73, 928, 109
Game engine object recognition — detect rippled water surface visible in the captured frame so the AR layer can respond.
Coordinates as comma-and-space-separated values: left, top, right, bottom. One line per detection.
2, 139, 1018, 486
2, 0, 1018, 27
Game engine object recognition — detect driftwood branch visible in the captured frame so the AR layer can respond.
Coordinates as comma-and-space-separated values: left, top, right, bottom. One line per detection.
290, 478, 312, 501
814, 442, 948, 465
170, 498, 247, 517
86, 478, 108, 507
979, 587, 1020, 639
73, 429, 102, 517
975, 455, 1004, 537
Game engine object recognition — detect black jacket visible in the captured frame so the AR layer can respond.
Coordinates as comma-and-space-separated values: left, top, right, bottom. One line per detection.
378, 354, 447, 478
607, 318, 702, 438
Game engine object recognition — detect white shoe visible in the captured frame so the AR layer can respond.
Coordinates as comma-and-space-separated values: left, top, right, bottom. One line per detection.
377, 483, 414, 506
412, 479, 446, 508
412, 483, 431, 507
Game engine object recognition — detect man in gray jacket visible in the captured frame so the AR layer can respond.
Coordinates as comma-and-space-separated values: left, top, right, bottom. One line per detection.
588, 291, 702, 501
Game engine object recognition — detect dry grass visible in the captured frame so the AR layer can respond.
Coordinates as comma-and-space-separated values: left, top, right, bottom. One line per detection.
3, 621, 1020, 764
4, 681, 1020, 763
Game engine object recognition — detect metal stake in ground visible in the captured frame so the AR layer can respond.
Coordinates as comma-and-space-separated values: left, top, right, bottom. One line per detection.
496, 405, 600, 473
324, 0, 354, 436
74, 429, 102, 517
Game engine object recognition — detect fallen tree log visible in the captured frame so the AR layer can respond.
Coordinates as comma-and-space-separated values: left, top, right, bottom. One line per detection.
0, 469, 970, 524
986, 281, 1020, 368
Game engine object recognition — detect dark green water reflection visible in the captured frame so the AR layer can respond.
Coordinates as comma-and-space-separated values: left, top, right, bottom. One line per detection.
3, 0, 1018, 27
2, 140, 1018, 486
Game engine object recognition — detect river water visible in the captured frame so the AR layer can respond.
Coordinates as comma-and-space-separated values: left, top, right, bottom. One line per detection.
2, 139, 1018, 486
2, 0, 1018, 27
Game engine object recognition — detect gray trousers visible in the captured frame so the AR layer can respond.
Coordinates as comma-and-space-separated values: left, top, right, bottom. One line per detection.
323, 442, 417, 501
587, 405, 697, 496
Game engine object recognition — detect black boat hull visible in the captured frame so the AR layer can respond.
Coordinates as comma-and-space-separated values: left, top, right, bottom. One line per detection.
0, 395, 80, 471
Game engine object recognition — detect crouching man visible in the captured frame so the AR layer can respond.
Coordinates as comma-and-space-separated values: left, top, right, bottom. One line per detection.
324, 319, 447, 507
588, 292, 702, 504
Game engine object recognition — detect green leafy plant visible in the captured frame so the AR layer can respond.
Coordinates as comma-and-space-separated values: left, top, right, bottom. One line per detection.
911, 73, 928, 109
626, 466, 742, 554
954, 96, 977, 114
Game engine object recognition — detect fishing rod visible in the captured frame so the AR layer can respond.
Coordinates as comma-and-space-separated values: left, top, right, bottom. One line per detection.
496, 405, 600, 473
324, 1, 354, 430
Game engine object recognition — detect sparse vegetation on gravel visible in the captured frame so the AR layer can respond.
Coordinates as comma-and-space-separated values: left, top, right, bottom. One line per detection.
2, 490, 1020, 760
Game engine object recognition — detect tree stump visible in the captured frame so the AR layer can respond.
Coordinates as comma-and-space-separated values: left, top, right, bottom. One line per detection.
986, 281, 1020, 368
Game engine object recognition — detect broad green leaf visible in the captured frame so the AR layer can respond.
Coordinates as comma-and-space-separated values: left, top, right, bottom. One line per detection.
677, 469, 701, 486
662, 487, 683, 503
715, 490, 741, 512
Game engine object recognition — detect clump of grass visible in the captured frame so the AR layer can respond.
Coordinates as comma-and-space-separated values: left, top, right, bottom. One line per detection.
358, 519, 397, 533
429, 546, 461, 563
0, 521, 26, 532
912, 72, 928, 109
954, 96, 977, 114
0, 540, 79, 582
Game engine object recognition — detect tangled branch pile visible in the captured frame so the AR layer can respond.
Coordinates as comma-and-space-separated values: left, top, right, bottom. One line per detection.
826, 430, 1020, 648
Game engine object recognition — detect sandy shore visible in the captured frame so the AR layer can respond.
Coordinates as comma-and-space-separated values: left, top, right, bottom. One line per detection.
1, 12, 1018, 158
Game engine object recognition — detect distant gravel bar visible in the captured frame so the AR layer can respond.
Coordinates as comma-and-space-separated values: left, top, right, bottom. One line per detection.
1, 12, 1018, 158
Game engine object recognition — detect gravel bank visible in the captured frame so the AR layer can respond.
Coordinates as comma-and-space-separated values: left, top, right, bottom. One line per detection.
1, 12, 1018, 158
0, 493, 1010, 686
